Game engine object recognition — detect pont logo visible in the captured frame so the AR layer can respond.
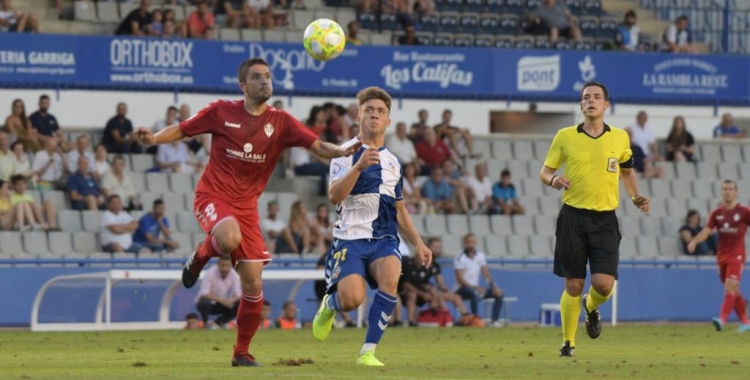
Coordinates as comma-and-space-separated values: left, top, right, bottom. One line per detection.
110, 39, 193, 68
517, 55, 560, 92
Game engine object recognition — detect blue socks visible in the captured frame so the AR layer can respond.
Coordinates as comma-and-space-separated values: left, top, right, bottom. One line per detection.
364, 290, 397, 347
326, 291, 341, 311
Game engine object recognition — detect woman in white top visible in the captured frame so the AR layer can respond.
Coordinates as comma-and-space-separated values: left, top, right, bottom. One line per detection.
92, 144, 111, 178
10, 141, 32, 180
245, 0, 275, 30
310, 203, 333, 254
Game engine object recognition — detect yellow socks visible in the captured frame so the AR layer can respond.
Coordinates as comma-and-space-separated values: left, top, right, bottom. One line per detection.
560, 291, 581, 347
585, 286, 611, 312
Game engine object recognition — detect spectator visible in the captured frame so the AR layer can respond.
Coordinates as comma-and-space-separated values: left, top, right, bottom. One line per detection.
148, 8, 164, 36
153, 106, 179, 133
627, 111, 663, 161
343, 103, 358, 127
260, 200, 286, 254
713, 112, 745, 139
184, 313, 203, 330
491, 169, 525, 215
115, 0, 152, 36
246, 0, 274, 30
314, 252, 357, 327
157, 141, 202, 174
92, 144, 111, 178
680, 209, 717, 256
386, 122, 418, 166
330, 105, 353, 143
415, 128, 455, 175
28, 95, 65, 149
400, 237, 474, 326
310, 203, 333, 254
410, 109, 429, 142
421, 167, 459, 214
454, 233, 504, 327
362, 0, 406, 14
67, 156, 105, 211
65, 135, 95, 177
259, 300, 272, 329
31, 137, 65, 191
9, 141, 31, 179
464, 163, 493, 214
660, 15, 694, 53
289, 146, 329, 196
214, 0, 250, 29
4, 99, 42, 153
133, 199, 180, 253
162, 8, 187, 38
527, 0, 582, 43
346, 21, 364, 45
0, 0, 39, 33
0, 131, 12, 181
402, 163, 425, 214
195, 254, 241, 329
100, 195, 149, 254
626, 128, 664, 179
274, 301, 301, 329
187, 0, 215, 39
407, 0, 435, 15
162, 19, 178, 38
615, 10, 641, 52
0, 179, 14, 230
103, 102, 144, 154
275, 200, 312, 255
434, 109, 480, 159
10, 174, 57, 231
395, 23, 421, 46
441, 160, 471, 213
665, 116, 696, 162
101, 155, 142, 211
178, 104, 204, 154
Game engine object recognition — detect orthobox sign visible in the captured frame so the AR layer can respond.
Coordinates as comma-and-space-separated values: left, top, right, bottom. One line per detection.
517, 55, 560, 92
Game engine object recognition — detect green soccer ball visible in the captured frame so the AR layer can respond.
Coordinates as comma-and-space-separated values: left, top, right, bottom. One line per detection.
302, 19, 346, 62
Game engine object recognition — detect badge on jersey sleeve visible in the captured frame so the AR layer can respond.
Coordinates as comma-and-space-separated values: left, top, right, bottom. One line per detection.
607, 157, 618, 173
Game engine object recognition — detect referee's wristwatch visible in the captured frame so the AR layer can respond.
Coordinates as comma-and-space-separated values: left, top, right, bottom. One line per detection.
631, 195, 639, 203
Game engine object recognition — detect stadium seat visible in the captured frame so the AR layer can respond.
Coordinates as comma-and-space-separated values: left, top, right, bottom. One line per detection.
22, 232, 48, 255
534, 36, 552, 49
96, 1, 119, 22
263, 30, 285, 42
163, 4, 185, 20
168, 173, 193, 194
478, 14, 499, 35
220, 28, 241, 41
538, 196, 560, 215
512, 140, 534, 160
420, 13, 439, 33
686, 198, 710, 216
424, 215, 448, 235
700, 144, 721, 163
529, 235, 552, 257
370, 33, 391, 46
139, 192, 160, 211
533, 215, 555, 236
276, 193, 297, 220
484, 236, 509, 257
335, 8, 357, 27
619, 236, 638, 258
692, 179, 714, 199
498, 15, 519, 35
487, 0, 503, 12
494, 35, 515, 48
438, 12, 460, 33
130, 155, 155, 173
658, 237, 681, 257
664, 198, 685, 217
169, 233, 192, 255
574, 39, 593, 50
505, 0, 525, 14
433, 33, 454, 46
472, 34, 492, 47
742, 145, 750, 163
413, 32, 433, 45
636, 237, 659, 259
491, 140, 513, 161
118, 2, 138, 18
739, 164, 750, 181
177, 211, 202, 233
532, 140, 551, 159
721, 144, 742, 162
521, 177, 544, 197
442, 235, 463, 255
357, 13, 377, 30
460, 13, 480, 34
717, 162, 738, 180
505, 160, 529, 178
513, 36, 534, 49
192, 233, 207, 248
554, 40, 573, 50
579, 16, 598, 38
163, 193, 186, 213
145, 173, 169, 193
582, 0, 602, 15
411, 215, 426, 236
48, 232, 74, 255
647, 197, 667, 217
598, 17, 618, 40
464, 0, 485, 12
292, 9, 314, 30
511, 215, 534, 236
381, 13, 400, 31
444, 0, 464, 11
490, 215, 512, 235
241, 29, 262, 41
447, 215, 470, 235
507, 235, 530, 256
696, 162, 717, 179
674, 162, 696, 180
0, 231, 22, 255
82, 210, 102, 232
648, 178, 670, 197
660, 216, 681, 238
640, 217, 661, 237
619, 216, 639, 236
468, 215, 492, 236
59, 210, 83, 232
671, 179, 692, 199
564, 0, 582, 15
73, 232, 98, 254
73, 1, 97, 22
517, 196, 539, 215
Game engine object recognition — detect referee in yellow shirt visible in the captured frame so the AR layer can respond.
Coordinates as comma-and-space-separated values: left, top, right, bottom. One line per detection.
539, 82, 650, 357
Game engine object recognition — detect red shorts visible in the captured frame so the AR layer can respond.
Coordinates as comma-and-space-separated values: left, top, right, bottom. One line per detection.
718, 260, 745, 283
194, 193, 270, 266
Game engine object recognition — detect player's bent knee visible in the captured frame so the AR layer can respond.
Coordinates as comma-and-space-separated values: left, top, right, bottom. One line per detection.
564, 279, 584, 296
215, 225, 242, 253
240, 278, 263, 295
336, 291, 365, 311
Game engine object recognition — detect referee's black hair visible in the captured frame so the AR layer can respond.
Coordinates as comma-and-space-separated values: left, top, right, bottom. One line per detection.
580, 81, 610, 101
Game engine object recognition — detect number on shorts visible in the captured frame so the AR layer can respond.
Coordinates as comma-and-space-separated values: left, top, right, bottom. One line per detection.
205, 203, 217, 222
332, 248, 348, 269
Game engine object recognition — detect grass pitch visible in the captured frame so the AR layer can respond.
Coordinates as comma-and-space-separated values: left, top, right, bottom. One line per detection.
1, 325, 747, 379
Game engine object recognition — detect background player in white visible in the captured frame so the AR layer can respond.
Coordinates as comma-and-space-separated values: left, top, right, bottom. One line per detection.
311, 87, 432, 367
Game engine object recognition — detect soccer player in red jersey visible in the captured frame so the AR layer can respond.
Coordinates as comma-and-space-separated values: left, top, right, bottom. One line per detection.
688, 180, 750, 332
135, 58, 361, 366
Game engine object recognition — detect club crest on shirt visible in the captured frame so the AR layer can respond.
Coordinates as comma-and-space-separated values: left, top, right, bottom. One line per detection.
264, 123, 274, 137
331, 163, 342, 176
243, 143, 253, 153
734, 213, 740, 222
607, 157, 618, 173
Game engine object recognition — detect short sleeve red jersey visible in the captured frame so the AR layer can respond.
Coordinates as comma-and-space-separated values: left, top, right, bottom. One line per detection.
706, 204, 750, 262
180, 100, 317, 209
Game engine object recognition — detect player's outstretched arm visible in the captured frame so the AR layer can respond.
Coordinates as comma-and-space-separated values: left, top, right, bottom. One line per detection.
687, 227, 713, 254
620, 167, 650, 213
308, 139, 362, 159
135, 124, 185, 146
396, 201, 432, 267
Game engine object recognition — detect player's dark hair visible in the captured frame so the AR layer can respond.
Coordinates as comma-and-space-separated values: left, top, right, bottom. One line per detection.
219, 254, 231, 261
10, 174, 26, 185
237, 58, 269, 83
723, 179, 737, 190
356, 86, 392, 112
153, 199, 164, 208
39, 94, 50, 102
580, 81, 610, 101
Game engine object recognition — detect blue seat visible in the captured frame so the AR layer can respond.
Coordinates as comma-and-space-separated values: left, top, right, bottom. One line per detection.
444, 0, 464, 11
564, 0, 582, 16
598, 18, 618, 40
579, 17, 598, 37
505, 0, 525, 14
574, 39, 593, 50
460, 13, 480, 34
438, 12, 460, 33
487, 0, 504, 12
420, 13, 439, 32
525, 0, 543, 12
454, 34, 473, 46
358, 13, 378, 30
583, 0, 602, 16
514, 36, 533, 48
593, 38, 610, 50
381, 13, 400, 31
478, 14, 499, 34
464, 0, 486, 12
555, 40, 573, 49
498, 15, 519, 35
433, 33, 454, 46
416, 32, 434, 45
495, 35, 515, 48
475, 34, 494, 47
534, 36, 552, 49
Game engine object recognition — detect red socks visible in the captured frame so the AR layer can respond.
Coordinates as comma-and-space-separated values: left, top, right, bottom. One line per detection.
720, 292, 737, 323
233, 292, 264, 357
199, 235, 224, 259
734, 293, 750, 324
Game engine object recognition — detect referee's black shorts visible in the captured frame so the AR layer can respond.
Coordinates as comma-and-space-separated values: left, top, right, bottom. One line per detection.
553, 204, 621, 280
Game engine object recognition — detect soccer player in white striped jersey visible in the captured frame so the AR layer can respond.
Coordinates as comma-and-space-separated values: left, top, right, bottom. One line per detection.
312, 86, 432, 366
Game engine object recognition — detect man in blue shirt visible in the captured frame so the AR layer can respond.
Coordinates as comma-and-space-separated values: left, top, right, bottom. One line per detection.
102, 102, 144, 154
67, 156, 104, 211
713, 113, 746, 139
133, 199, 179, 253
29, 94, 67, 150
421, 167, 457, 214
491, 169, 525, 215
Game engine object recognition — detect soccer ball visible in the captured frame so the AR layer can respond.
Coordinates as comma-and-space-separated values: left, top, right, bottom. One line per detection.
302, 19, 346, 62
